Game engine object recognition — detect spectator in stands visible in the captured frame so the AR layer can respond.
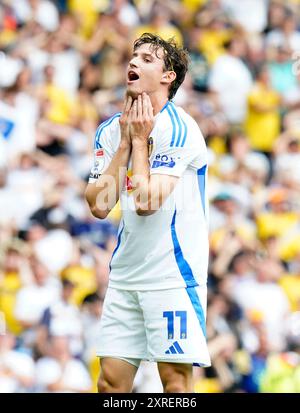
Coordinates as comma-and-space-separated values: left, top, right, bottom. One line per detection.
0, 333, 35, 393
35, 335, 92, 392
36, 278, 83, 358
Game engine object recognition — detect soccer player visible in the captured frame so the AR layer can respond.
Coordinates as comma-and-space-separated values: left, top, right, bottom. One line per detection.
85, 33, 210, 393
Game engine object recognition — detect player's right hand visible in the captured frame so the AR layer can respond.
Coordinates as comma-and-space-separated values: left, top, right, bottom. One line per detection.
119, 95, 133, 149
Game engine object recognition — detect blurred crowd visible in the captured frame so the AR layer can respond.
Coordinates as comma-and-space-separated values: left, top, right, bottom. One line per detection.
1, 0, 300, 393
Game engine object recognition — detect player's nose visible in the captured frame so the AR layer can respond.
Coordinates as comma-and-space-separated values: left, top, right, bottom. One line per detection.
129, 57, 139, 68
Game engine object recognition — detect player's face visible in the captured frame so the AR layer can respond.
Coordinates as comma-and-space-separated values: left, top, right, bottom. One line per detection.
126, 43, 166, 99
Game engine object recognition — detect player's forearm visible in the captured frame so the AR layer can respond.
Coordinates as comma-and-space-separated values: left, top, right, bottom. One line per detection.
131, 140, 154, 215
85, 143, 131, 219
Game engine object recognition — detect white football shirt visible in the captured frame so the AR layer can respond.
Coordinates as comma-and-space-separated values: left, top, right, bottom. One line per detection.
89, 101, 209, 291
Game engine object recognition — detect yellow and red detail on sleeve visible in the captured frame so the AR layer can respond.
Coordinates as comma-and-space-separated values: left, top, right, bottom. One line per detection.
126, 170, 133, 193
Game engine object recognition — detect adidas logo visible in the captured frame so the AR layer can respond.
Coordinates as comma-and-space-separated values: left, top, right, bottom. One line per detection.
165, 341, 184, 354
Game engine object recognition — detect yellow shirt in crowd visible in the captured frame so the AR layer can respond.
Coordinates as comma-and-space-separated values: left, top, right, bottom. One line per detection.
42, 84, 75, 125
134, 25, 183, 47
198, 29, 232, 64
256, 212, 299, 240
245, 82, 281, 152
181, 0, 208, 12
60, 265, 97, 306
0, 272, 23, 335
68, 0, 109, 38
279, 274, 300, 312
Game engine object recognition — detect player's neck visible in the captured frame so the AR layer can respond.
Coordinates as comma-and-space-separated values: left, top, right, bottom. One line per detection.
149, 93, 169, 116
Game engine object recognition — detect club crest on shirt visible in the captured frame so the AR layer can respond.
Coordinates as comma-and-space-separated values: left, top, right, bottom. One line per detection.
148, 137, 153, 157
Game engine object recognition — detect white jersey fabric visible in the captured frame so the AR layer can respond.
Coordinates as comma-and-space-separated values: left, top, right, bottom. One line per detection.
89, 101, 209, 292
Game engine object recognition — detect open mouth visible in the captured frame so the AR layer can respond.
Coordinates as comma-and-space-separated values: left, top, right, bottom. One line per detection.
128, 71, 140, 82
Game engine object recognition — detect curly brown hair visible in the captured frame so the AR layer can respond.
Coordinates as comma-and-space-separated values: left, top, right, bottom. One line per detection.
133, 33, 189, 100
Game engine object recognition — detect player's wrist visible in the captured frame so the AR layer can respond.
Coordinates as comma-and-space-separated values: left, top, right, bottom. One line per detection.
131, 138, 148, 149
119, 139, 131, 151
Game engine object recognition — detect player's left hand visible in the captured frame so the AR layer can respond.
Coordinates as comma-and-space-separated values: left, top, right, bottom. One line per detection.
129, 92, 154, 143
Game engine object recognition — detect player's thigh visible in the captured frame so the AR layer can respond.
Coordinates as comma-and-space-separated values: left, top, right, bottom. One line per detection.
157, 362, 193, 393
99, 357, 138, 393
97, 288, 147, 360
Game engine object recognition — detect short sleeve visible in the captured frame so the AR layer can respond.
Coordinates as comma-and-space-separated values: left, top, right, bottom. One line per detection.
150, 123, 207, 178
88, 115, 120, 183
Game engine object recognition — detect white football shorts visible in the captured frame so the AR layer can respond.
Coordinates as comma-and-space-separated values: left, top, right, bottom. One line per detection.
96, 285, 211, 368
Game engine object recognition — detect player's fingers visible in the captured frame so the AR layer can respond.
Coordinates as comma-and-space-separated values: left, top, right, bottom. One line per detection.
145, 93, 153, 118
131, 99, 137, 120
123, 96, 132, 115
149, 97, 154, 118
122, 96, 128, 111
137, 94, 142, 119
128, 102, 133, 120
142, 92, 148, 118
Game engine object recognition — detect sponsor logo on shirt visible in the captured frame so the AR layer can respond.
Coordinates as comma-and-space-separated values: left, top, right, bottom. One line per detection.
152, 154, 176, 169
95, 149, 104, 157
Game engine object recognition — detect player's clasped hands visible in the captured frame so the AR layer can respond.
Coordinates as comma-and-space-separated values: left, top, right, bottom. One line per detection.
129, 93, 154, 143
119, 92, 154, 146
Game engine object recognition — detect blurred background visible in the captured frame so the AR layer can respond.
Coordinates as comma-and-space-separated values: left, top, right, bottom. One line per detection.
1, 0, 300, 393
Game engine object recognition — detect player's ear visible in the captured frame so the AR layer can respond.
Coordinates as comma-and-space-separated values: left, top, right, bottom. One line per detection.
161, 71, 176, 85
